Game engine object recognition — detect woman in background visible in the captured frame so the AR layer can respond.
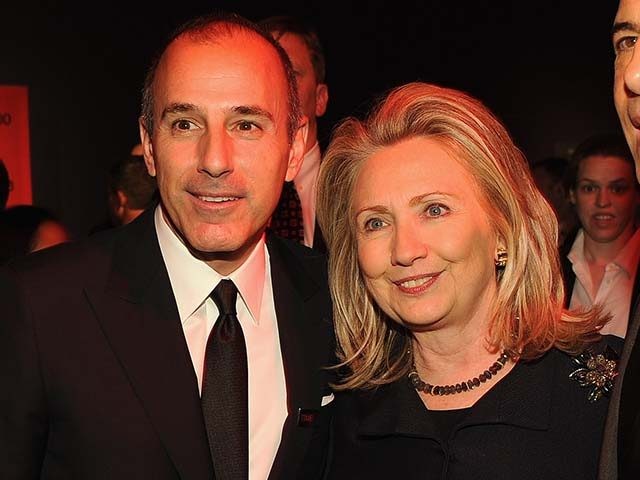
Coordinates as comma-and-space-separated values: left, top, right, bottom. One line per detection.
317, 82, 619, 479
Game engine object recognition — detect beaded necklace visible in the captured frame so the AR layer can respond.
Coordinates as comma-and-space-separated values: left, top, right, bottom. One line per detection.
409, 351, 511, 396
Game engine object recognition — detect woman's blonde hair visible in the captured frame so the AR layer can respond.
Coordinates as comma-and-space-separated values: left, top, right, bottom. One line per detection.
316, 82, 605, 391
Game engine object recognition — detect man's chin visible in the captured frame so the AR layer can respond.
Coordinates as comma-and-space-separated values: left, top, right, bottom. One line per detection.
183, 225, 265, 269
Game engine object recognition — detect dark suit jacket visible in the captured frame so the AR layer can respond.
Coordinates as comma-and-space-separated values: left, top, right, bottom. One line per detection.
599, 294, 640, 480
0, 208, 335, 479
312, 221, 326, 254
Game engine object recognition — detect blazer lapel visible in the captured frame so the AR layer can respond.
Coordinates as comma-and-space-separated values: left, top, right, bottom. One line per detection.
618, 295, 640, 470
84, 209, 213, 480
599, 295, 640, 479
312, 220, 327, 254
266, 236, 334, 479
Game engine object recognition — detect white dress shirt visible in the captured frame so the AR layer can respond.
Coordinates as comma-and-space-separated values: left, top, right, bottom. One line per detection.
293, 141, 321, 248
568, 228, 640, 338
154, 206, 288, 480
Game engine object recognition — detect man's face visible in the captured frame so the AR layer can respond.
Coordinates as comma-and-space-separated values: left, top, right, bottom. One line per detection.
277, 33, 328, 150
140, 31, 305, 275
613, 0, 640, 180
570, 154, 638, 247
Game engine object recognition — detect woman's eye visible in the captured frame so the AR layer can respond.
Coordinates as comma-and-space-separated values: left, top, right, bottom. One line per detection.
426, 204, 448, 217
364, 218, 386, 231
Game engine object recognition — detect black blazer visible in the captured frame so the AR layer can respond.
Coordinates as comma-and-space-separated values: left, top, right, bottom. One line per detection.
327, 340, 621, 480
0, 208, 335, 479
617, 301, 640, 479
312, 220, 326, 254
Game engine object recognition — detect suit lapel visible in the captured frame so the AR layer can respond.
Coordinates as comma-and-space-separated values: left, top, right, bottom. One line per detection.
619, 294, 640, 468
266, 236, 333, 479
84, 209, 213, 480
312, 220, 327, 254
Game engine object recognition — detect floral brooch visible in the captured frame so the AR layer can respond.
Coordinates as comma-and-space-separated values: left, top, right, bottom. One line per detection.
569, 346, 619, 403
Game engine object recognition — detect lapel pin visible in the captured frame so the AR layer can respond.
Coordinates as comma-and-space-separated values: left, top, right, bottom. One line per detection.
297, 408, 318, 427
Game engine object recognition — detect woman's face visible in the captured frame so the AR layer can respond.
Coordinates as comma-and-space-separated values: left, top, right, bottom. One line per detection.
352, 136, 500, 332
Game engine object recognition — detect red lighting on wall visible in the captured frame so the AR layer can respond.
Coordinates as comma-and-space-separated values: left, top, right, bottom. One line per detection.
0, 85, 32, 207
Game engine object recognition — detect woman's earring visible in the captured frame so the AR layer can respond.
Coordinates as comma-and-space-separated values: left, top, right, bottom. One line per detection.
495, 248, 508, 269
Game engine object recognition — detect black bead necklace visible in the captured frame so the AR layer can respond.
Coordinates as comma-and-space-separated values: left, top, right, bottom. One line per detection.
409, 351, 510, 396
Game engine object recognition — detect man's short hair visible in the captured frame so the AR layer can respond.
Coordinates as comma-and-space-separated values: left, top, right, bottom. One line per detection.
140, 11, 301, 143
108, 155, 157, 210
258, 15, 326, 84
566, 133, 635, 190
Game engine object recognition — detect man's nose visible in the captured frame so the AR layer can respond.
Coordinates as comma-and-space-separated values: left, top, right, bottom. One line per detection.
198, 129, 233, 177
624, 43, 640, 95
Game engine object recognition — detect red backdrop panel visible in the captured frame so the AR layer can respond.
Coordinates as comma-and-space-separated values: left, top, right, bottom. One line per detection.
0, 85, 32, 207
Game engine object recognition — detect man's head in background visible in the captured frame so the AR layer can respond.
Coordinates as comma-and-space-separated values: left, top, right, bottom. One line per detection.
259, 15, 328, 153
531, 156, 578, 246
107, 152, 157, 226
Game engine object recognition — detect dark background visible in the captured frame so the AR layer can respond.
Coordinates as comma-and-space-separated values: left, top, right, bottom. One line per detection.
3, 1, 622, 236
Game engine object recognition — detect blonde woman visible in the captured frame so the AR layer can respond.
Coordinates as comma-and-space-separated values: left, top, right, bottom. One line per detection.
317, 82, 621, 479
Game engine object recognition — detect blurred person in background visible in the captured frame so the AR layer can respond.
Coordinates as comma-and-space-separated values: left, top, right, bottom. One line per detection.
0, 205, 70, 264
561, 134, 640, 340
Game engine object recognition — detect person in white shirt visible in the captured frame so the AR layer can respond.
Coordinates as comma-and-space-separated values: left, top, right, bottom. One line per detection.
260, 16, 330, 250
561, 133, 640, 339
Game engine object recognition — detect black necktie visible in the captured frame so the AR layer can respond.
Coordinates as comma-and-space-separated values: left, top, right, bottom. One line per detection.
271, 180, 305, 244
201, 280, 248, 480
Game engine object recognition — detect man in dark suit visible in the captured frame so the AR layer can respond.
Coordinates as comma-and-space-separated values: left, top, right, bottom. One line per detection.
259, 16, 330, 252
601, 1, 640, 477
0, 12, 334, 480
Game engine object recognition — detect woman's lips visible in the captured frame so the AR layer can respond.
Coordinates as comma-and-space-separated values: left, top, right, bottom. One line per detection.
394, 272, 441, 294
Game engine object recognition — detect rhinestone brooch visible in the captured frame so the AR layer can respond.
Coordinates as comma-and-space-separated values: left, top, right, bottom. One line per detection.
569, 346, 618, 403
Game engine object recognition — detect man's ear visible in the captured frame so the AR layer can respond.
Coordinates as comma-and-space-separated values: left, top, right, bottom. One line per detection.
568, 188, 576, 205
139, 118, 156, 177
315, 83, 329, 117
285, 116, 309, 182
116, 190, 128, 209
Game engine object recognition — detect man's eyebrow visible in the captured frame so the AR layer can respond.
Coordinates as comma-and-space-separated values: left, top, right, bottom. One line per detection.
232, 105, 274, 122
160, 103, 201, 121
612, 21, 640, 36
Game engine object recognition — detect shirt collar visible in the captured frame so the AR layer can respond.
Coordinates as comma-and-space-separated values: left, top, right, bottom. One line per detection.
295, 141, 321, 186
567, 229, 586, 266
614, 228, 640, 275
154, 205, 266, 324
568, 228, 640, 276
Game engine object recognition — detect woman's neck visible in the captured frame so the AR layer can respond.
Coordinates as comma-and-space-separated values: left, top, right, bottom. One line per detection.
411, 322, 516, 410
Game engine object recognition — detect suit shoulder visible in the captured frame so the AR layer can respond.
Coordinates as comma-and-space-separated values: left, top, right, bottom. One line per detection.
267, 235, 328, 274
1, 226, 120, 289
